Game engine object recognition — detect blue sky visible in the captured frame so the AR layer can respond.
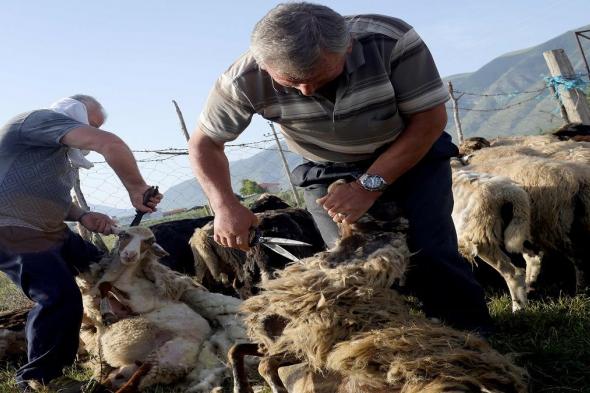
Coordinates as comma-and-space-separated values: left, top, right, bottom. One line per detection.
1, 0, 588, 157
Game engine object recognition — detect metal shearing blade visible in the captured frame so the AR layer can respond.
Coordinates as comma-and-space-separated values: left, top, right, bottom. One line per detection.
262, 243, 301, 262
258, 237, 312, 246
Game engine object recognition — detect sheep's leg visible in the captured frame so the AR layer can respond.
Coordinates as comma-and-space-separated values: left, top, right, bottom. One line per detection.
114, 362, 152, 393
259, 356, 297, 393
228, 343, 261, 393
523, 249, 543, 294
103, 364, 138, 390
138, 337, 202, 390
571, 258, 588, 293
478, 247, 527, 312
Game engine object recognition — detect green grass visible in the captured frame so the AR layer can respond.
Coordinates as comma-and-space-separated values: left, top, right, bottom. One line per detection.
0, 364, 20, 393
489, 295, 590, 393
0, 275, 30, 313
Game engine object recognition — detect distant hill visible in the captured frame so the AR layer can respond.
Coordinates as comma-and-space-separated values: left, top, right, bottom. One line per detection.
149, 25, 590, 210
90, 204, 135, 218
443, 24, 590, 139
158, 143, 302, 210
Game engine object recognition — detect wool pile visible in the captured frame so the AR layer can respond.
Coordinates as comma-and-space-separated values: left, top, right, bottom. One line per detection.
241, 215, 527, 392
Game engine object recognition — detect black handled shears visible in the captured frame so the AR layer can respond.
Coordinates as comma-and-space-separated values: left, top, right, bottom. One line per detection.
130, 186, 159, 227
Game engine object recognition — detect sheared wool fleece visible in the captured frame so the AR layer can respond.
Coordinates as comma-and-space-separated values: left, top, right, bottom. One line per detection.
241, 214, 527, 392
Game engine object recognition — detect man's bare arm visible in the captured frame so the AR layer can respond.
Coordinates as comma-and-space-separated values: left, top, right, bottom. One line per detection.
65, 203, 87, 222
61, 127, 161, 212
318, 104, 448, 223
188, 128, 257, 250
366, 103, 448, 183
65, 203, 116, 234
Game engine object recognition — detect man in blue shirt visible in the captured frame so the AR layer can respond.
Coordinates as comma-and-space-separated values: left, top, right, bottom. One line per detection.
0, 95, 161, 392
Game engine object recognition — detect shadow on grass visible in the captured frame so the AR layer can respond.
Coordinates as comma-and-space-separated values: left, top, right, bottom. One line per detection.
489, 295, 590, 393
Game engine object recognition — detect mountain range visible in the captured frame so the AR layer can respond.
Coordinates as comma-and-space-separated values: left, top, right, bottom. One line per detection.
443, 24, 589, 139
157, 145, 303, 211
156, 25, 590, 210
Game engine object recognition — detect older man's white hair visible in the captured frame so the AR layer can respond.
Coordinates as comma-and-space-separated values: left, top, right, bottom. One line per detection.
250, 2, 350, 79
69, 94, 108, 121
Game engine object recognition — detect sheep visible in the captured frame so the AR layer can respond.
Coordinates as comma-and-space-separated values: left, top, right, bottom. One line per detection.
77, 226, 247, 392
149, 194, 321, 295
0, 308, 27, 360
456, 136, 590, 292
149, 216, 214, 275
451, 169, 536, 311
553, 122, 590, 141
249, 193, 292, 213
230, 181, 527, 393
190, 206, 325, 298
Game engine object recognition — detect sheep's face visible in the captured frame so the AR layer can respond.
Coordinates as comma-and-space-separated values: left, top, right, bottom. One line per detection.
114, 227, 169, 265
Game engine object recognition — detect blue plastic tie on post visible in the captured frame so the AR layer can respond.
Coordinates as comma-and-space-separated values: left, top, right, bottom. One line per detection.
544, 73, 590, 102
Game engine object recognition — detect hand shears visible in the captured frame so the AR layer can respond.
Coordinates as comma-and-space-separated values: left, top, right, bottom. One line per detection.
130, 186, 159, 227
248, 228, 312, 262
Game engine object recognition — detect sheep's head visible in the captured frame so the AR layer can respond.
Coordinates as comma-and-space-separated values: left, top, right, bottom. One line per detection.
113, 226, 169, 264
459, 136, 490, 156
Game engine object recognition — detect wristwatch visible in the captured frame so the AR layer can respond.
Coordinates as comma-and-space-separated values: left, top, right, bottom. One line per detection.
357, 173, 389, 192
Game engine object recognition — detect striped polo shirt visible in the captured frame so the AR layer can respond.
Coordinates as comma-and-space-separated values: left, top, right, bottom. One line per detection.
199, 14, 449, 163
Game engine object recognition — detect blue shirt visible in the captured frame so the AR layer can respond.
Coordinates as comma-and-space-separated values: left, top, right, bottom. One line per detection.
0, 110, 82, 232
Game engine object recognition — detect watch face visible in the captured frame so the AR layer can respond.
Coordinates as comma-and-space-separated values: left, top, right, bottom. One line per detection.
361, 174, 386, 190
365, 175, 383, 188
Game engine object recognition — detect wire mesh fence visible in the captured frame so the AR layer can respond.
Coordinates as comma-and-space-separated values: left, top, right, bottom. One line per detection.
78, 137, 303, 223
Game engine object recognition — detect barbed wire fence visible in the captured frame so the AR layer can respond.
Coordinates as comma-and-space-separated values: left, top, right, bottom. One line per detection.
77, 131, 303, 224
447, 46, 590, 144
448, 76, 590, 143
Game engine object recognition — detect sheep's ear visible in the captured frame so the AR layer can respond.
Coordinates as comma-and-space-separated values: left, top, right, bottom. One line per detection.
151, 243, 169, 257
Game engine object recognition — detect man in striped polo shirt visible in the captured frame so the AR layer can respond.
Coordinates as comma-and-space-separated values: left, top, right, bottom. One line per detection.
189, 2, 492, 333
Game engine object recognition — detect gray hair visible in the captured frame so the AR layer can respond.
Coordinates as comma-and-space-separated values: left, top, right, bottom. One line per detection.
69, 94, 108, 121
251, 2, 350, 79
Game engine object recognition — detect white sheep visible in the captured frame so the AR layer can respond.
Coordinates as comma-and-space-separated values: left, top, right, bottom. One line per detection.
457, 136, 590, 293
77, 226, 246, 392
451, 169, 537, 311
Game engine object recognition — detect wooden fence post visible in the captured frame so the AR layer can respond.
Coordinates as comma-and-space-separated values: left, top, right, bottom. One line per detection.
447, 81, 465, 144
172, 100, 214, 216
543, 49, 590, 125
268, 122, 302, 207
546, 84, 570, 124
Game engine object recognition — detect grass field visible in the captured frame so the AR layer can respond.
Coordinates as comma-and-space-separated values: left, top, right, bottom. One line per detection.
1, 272, 588, 392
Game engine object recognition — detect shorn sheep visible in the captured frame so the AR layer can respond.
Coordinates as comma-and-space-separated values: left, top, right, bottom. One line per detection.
230, 182, 527, 393
190, 206, 325, 298
451, 169, 537, 311
457, 135, 590, 294
77, 226, 246, 392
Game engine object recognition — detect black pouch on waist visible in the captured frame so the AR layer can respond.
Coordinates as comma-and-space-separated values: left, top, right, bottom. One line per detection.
290, 161, 369, 187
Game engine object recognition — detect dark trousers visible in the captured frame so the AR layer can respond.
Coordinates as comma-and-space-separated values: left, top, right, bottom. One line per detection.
0, 228, 101, 387
302, 134, 493, 333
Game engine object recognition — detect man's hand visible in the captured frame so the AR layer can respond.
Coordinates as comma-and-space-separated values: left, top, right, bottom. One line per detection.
316, 181, 382, 224
129, 186, 163, 213
80, 212, 116, 235
213, 202, 258, 251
